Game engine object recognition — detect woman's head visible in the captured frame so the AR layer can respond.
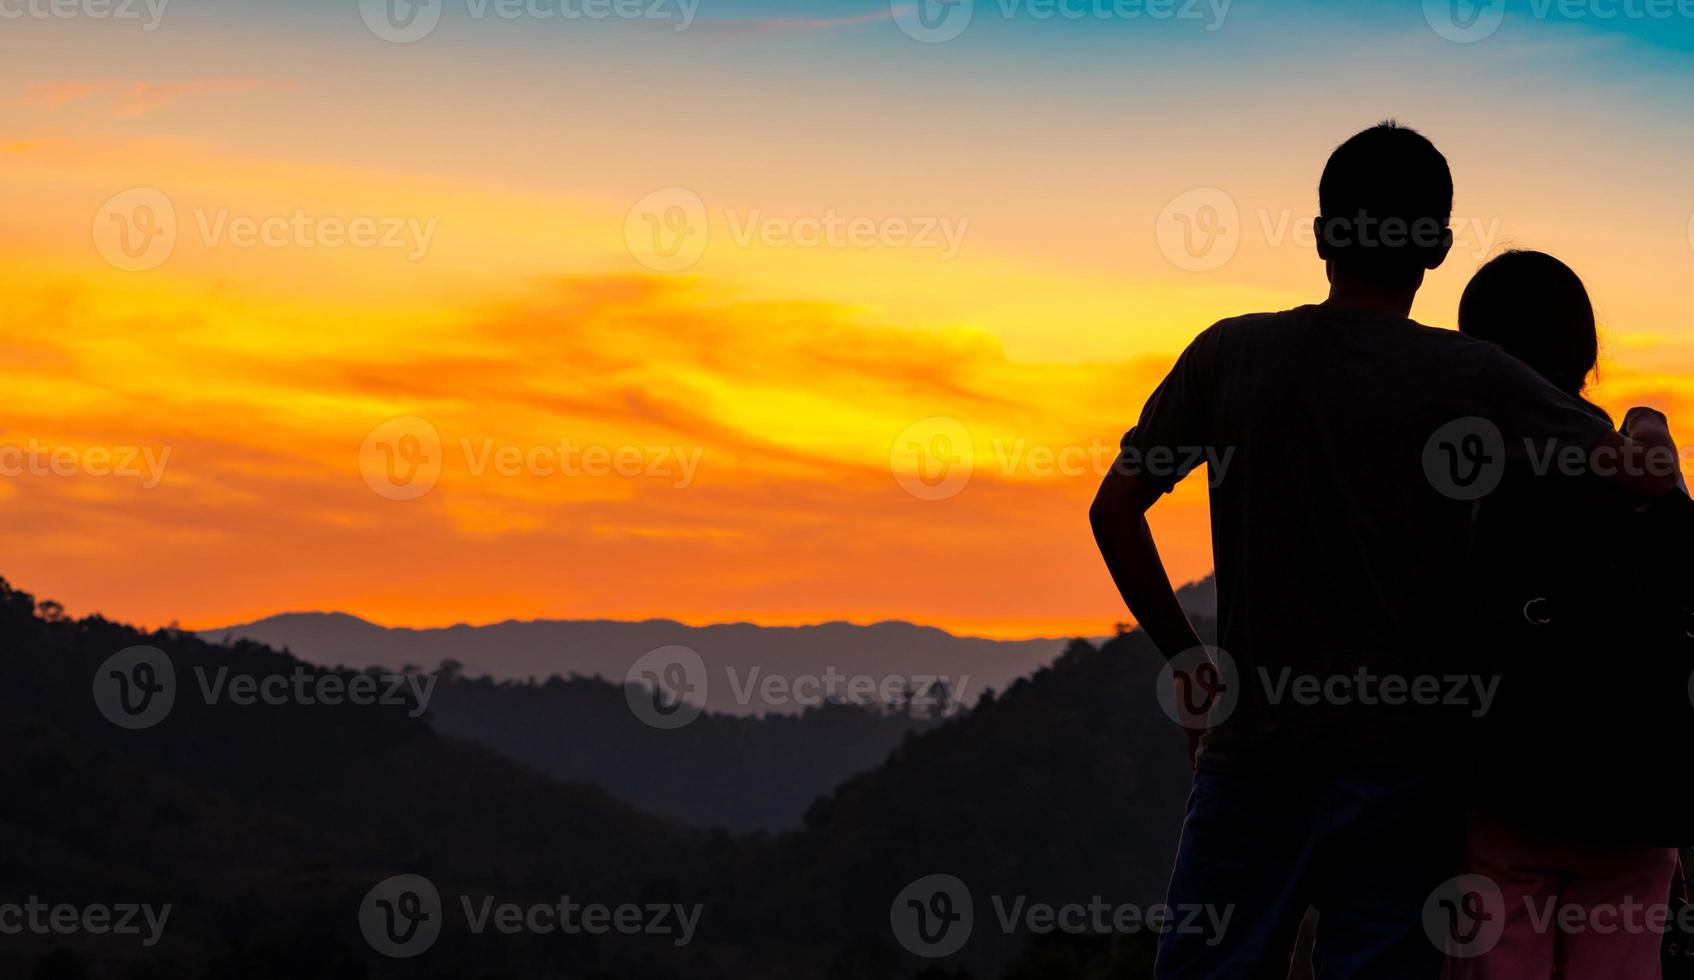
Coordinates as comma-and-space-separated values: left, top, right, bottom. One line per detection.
1458, 250, 1600, 401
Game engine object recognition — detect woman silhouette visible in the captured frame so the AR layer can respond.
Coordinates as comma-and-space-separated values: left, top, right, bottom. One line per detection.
1448, 249, 1689, 979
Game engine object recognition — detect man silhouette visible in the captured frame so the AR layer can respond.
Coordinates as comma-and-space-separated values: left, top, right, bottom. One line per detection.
1090, 122, 1679, 978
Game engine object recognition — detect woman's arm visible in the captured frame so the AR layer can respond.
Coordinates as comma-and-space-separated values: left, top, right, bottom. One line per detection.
1604, 407, 1684, 498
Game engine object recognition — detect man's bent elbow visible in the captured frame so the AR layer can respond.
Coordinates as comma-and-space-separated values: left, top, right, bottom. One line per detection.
1090, 470, 1156, 535
1088, 496, 1118, 546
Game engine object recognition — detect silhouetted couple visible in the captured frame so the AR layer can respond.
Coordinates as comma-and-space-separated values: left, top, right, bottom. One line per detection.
1092, 122, 1691, 979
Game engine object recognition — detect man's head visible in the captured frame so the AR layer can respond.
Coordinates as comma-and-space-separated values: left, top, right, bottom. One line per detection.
1315, 121, 1453, 291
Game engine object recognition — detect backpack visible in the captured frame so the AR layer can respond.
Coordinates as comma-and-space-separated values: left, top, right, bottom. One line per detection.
1471, 487, 1694, 847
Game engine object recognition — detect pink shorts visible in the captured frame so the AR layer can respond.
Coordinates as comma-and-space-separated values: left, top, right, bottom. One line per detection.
1445, 809, 1678, 980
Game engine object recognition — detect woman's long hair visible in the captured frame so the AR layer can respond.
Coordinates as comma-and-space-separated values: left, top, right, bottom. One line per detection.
1458, 249, 1611, 424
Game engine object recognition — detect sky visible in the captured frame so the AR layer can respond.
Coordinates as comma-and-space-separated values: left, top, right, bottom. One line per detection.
1, 0, 1691, 638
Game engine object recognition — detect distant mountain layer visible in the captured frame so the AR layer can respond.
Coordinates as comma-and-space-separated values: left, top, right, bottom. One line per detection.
197, 615, 1077, 717
199, 577, 1217, 718
426, 672, 937, 833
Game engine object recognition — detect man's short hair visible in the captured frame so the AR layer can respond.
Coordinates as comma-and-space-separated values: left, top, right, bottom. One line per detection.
1318, 121, 1454, 288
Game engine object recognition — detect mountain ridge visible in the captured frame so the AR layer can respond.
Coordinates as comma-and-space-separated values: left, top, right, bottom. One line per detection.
196, 615, 1082, 718
198, 577, 1216, 719
207, 610, 1083, 643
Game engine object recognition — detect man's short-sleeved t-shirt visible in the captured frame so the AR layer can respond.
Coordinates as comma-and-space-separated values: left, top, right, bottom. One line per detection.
1122, 304, 1614, 776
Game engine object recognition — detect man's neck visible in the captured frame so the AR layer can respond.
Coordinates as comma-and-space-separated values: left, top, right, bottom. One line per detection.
1322, 278, 1419, 318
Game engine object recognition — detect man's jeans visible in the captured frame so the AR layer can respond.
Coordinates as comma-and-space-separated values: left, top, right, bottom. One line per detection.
1155, 770, 1463, 980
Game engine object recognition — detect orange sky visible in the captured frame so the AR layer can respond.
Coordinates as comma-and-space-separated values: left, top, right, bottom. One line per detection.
2, 5, 1692, 638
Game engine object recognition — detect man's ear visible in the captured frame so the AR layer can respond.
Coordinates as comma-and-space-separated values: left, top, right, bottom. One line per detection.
1424, 230, 1453, 271
1312, 217, 1332, 261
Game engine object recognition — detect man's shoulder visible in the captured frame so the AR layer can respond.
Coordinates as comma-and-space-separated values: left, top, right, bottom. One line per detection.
1204, 309, 1302, 334
1193, 307, 1513, 365
1397, 318, 1521, 367
1400, 317, 1485, 347
1185, 310, 1302, 353
1203, 306, 1436, 336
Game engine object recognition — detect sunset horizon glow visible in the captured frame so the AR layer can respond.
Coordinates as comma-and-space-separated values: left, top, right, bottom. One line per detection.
4, 0, 1692, 643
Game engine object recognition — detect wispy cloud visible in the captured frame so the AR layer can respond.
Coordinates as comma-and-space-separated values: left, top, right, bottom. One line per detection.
23, 78, 299, 117
1, 138, 62, 155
